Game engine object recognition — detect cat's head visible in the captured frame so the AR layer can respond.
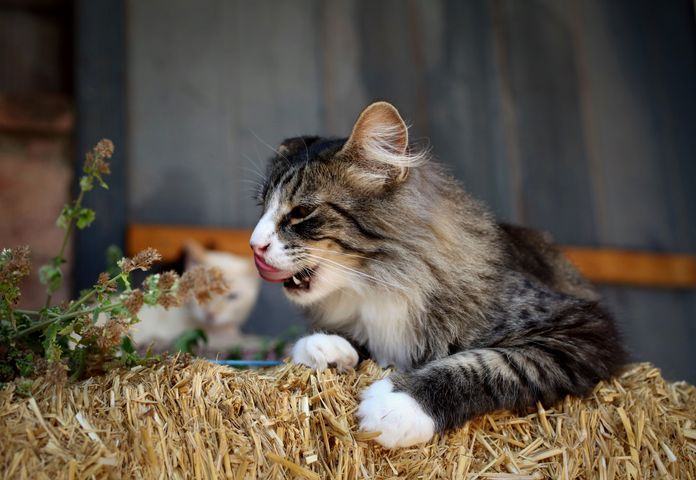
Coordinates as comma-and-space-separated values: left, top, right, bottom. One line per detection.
250, 102, 427, 305
183, 241, 261, 326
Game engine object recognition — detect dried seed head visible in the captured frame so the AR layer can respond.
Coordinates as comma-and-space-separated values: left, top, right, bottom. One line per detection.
178, 266, 229, 305
123, 290, 144, 315
94, 139, 114, 159
84, 317, 127, 351
0, 246, 31, 284
119, 248, 162, 273
158, 293, 181, 309
83, 151, 110, 175
157, 271, 178, 291
103, 318, 128, 349
83, 139, 114, 176
0, 246, 32, 306
97, 272, 116, 292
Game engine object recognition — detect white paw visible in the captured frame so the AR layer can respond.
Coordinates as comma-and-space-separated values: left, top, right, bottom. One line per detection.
357, 378, 435, 449
291, 333, 359, 371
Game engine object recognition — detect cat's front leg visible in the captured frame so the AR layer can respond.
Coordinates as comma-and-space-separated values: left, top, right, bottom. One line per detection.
291, 333, 359, 371
357, 377, 436, 448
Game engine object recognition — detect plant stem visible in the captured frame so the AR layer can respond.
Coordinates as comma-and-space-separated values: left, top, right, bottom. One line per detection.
14, 309, 42, 317
11, 303, 118, 339
64, 274, 122, 316
43, 189, 85, 310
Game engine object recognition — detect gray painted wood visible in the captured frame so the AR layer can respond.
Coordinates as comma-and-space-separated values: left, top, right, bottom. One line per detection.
74, 0, 126, 292
126, 0, 696, 381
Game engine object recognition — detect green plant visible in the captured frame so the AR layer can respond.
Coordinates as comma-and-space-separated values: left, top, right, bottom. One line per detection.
0, 140, 227, 387
173, 328, 208, 354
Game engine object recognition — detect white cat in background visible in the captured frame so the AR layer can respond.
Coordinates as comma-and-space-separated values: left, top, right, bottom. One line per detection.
130, 242, 261, 353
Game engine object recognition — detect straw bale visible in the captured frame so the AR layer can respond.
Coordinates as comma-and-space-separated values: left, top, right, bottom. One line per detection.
1, 359, 694, 479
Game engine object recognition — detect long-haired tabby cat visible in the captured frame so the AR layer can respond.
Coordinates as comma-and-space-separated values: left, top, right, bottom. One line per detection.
250, 102, 625, 448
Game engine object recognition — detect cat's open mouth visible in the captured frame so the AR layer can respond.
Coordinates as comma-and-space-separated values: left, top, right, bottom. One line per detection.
283, 267, 316, 292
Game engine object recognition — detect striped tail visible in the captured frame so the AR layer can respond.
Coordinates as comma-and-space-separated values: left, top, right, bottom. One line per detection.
390, 302, 625, 431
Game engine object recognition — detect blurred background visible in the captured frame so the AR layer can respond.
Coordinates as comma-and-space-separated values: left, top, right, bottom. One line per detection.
0, 1, 694, 380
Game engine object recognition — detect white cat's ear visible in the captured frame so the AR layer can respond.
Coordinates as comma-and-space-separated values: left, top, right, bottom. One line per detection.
183, 240, 207, 268
340, 102, 424, 183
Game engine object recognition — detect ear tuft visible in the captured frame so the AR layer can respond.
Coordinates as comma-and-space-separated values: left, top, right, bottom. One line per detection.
341, 102, 426, 183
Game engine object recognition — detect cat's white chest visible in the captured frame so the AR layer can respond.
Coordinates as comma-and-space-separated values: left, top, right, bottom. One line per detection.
319, 290, 415, 370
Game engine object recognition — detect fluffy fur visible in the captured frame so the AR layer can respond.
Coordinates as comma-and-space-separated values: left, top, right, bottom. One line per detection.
250, 102, 625, 448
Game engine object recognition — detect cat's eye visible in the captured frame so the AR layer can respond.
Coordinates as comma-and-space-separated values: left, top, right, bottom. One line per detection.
288, 205, 315, 221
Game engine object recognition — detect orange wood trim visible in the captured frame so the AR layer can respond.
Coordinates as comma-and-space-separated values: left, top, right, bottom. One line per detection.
561, 247, 696, 289
127, 224, 255, 260
127, 224, 696, 288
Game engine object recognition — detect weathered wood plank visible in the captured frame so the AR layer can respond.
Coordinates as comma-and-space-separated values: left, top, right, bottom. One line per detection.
490, 0, 599, 245
0, 93, 73, 134
73, 0, 126, 292
128, 0, 324, 228
600, 286, 696, 382
573, 0, 696, 252
424, 0, 516, 220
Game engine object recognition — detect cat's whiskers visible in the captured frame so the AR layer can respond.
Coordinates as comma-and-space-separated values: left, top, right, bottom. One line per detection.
237, 179, 265, 198
302, 253, 406, 292
249, 129, 291, 166
241, 160, 267, 183
289, 258, 358, 291
300, 259, 363, 291
303, 246, 391, 267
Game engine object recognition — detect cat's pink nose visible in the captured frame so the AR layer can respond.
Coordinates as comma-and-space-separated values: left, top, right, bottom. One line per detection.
251, 242, 270, 257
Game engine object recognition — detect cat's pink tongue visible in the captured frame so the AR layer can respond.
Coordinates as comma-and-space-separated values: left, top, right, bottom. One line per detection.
254, 254, 292, 283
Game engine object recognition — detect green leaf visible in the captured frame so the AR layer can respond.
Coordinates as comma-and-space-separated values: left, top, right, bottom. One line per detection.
15, 379, 33, 397
120, 337, 141, 367
43, 323, 59, 344
142, 275, 160, 306
76, 208, 96, 229
39, 265, 63, 294
16, 353, 35, 377
120, 336, 135, 354
42, 323, 62, 362
79, 175, 93, 192
173, 329, 208, 354
55, 205, 73, 229
92, 172, 109, 190
69, 348, 87, 381
58, 323, 74, 336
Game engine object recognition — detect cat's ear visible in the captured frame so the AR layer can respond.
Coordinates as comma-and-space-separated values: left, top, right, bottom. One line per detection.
340, 102, 422, 183
183, 240, 207, 268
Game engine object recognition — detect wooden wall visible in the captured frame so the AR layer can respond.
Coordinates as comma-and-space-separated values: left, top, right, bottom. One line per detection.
125, 0, 696, 381
0, 0, 74, 308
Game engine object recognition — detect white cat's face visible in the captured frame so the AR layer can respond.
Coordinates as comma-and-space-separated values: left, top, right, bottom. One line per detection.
186, 250, 260, 327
